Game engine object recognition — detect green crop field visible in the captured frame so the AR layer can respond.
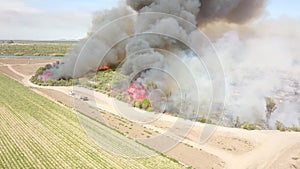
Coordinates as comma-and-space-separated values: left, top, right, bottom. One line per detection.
0, 41, 74, 56
0, 73, 184, 169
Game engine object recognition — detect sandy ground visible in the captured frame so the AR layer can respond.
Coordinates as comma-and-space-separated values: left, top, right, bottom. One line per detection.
1, 58, 299, 169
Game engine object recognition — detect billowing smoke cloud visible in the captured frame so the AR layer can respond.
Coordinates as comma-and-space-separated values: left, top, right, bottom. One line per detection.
42, 0, 299, 127
126, 0, 267, 25
48, 5, 135, 79
198, 0, 267, 25
214, 18, 300, 126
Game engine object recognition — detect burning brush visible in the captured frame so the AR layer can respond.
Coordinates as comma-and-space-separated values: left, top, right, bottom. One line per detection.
32, 0, 300, 127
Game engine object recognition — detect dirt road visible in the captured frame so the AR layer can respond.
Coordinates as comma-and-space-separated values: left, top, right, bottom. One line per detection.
1, 58, 299, 169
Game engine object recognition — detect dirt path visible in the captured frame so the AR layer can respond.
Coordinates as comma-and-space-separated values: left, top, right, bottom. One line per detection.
224, 131, 300, 169
1, 58, 299, 169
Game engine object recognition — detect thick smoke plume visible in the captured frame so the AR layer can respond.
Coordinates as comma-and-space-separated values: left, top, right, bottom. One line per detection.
42, 0, 299, 128
198, 0, 267, 24
127, 0, 267, 24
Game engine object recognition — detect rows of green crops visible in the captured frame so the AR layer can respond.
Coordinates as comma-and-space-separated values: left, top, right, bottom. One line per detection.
0, 73, 184, 169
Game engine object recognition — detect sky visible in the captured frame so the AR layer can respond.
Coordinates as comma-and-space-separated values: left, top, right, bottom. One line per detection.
0, 0, 299, 40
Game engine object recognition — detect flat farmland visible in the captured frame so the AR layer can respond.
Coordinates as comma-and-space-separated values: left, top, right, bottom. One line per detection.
0, 73, 184, 169
0, 41, 74, 56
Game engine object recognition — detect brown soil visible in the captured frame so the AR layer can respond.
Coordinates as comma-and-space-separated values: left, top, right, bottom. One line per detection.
1, 58, 299, 169
0, 66, 23, 81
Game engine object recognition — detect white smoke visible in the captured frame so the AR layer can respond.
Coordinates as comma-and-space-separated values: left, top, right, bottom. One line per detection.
43, 0, 299, 127
214, 18, 300, 126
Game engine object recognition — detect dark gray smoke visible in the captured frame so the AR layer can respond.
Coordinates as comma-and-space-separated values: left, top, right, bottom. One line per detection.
126, 0, 268, 25
41, 0, 299, 127
198, 0, 267, 25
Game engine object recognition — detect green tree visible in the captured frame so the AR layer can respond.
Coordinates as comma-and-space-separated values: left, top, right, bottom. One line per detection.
265, 97, 277, 128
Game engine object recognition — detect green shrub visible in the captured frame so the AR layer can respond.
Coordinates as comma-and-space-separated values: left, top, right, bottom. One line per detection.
142, 98, 151, 110
199, 116, 208, 123
51, 53, 65, 57
241, 122, 256, 130
14, 52, 24, 56
132, 99, 153, 111
134, 101, 142, 108
275, 121, 286, 131
31, 66, 73, 86
198, 116, 212, 124
35, 67, 46, 76
199, 116, 207, 123
145, 82, 158, 90
146, 107, 153, 112
186, 166, 195, 169
288, 126, 300, 132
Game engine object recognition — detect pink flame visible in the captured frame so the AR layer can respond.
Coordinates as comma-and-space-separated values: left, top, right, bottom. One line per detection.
128, 84, 146, 100
40, 71, 51, 81
97, 65, 109, 71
